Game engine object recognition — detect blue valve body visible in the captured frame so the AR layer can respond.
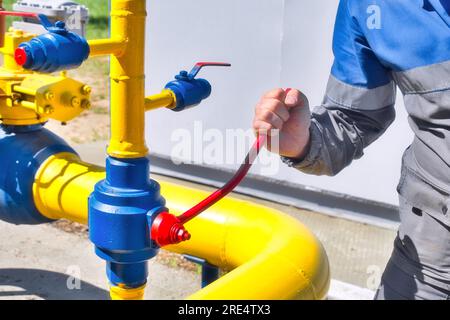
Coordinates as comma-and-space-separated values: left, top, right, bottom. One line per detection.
19, 25, 89, 73
165, 75, 212, 112
89, 157, 166, 288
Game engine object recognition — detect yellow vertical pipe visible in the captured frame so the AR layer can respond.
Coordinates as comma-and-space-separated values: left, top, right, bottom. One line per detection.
108, 0, 148, 158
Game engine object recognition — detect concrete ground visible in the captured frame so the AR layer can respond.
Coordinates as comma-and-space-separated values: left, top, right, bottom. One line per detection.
0, 221, 200, 300
0, 142, 397, 300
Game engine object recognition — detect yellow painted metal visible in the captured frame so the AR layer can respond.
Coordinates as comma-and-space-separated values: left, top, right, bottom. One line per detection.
145, 89, 176, 111
28, 0, 330, 300
33, 153, 330, 300
165, 184, 331, 300
106, 0, 148, 158
88, 38, 127, 57
110, 285, 146, 300
33, 152, 105, 224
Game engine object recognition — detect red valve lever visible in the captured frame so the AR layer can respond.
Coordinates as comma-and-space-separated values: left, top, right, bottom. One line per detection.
151, 89, 294, 247
188, 62, 231, 79
0, 11, 38, 18
151, 134, 266, 247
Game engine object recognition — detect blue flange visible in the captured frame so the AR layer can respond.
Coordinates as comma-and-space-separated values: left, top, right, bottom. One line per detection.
0, 124, 76, 225
89, 156, 166, 288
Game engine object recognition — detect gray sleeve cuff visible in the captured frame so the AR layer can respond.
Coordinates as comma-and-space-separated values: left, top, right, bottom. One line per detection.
281, 121, 323, 170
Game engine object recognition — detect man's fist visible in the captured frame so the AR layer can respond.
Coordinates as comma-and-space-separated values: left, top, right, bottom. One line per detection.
253, 88, 311, 159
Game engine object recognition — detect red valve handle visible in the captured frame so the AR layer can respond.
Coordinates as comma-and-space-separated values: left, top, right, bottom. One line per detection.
151, 134, 266, 247
150, 87, 294, 247
0, 11, 38, 18
188, 62, 231, 79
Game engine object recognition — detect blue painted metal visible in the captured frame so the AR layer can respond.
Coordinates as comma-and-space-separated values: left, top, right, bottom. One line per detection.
18, 20, 89, 73
165, 71, 212, 112
89, 156, 166, 288
0, 124, 76, 225
184, 255, 220, 288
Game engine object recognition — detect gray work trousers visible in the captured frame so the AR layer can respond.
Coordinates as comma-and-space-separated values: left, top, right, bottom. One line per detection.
375, 196, 450, 300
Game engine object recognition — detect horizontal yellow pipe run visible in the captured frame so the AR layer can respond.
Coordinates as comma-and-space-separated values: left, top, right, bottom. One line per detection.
88, 38, 127, 57
145, 90, 176, 111
33, 153, 330, 300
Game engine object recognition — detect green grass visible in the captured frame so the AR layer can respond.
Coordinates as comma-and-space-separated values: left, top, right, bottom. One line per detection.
1, 0, 109, 39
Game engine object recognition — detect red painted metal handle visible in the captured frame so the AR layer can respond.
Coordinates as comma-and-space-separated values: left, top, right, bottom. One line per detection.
188, 62, 231, 79
0, 11, 38, 18
151, 89, 295, 247
151, 135, 266, 247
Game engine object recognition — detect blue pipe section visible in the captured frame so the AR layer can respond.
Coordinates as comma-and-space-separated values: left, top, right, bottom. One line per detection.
0, 124, 76, 225
89, 156, 166, 288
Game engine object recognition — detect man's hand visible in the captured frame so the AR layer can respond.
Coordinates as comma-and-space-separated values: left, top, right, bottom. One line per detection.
253, 88, 311, 159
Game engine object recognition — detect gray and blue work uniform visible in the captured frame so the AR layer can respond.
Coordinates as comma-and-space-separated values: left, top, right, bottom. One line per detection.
282, 0, 450, 299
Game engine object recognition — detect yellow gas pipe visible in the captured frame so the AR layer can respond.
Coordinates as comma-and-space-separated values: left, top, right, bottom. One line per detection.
29, 0, 330, 299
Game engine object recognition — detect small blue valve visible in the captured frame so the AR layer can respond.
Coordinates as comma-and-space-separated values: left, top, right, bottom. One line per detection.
15, 15, 89, 73
165, 62, 231, 112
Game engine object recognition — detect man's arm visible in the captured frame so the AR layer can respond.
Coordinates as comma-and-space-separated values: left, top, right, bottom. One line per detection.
254, 0, 397, 176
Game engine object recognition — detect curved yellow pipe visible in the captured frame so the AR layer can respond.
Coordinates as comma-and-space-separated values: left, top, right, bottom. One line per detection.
33, 153, 330, 300
166, 186, 330, 300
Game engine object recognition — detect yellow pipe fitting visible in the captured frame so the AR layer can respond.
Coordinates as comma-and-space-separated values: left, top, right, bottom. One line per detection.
33, 153, 330, 300
88, 38, 127, 57
110, 284, 146, 300
0, 28, 34, 71
145, 89, 177, 111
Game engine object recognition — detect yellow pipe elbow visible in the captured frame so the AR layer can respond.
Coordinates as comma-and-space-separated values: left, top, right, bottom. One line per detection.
33, 153, 330, 300
163, 183, 331, 300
